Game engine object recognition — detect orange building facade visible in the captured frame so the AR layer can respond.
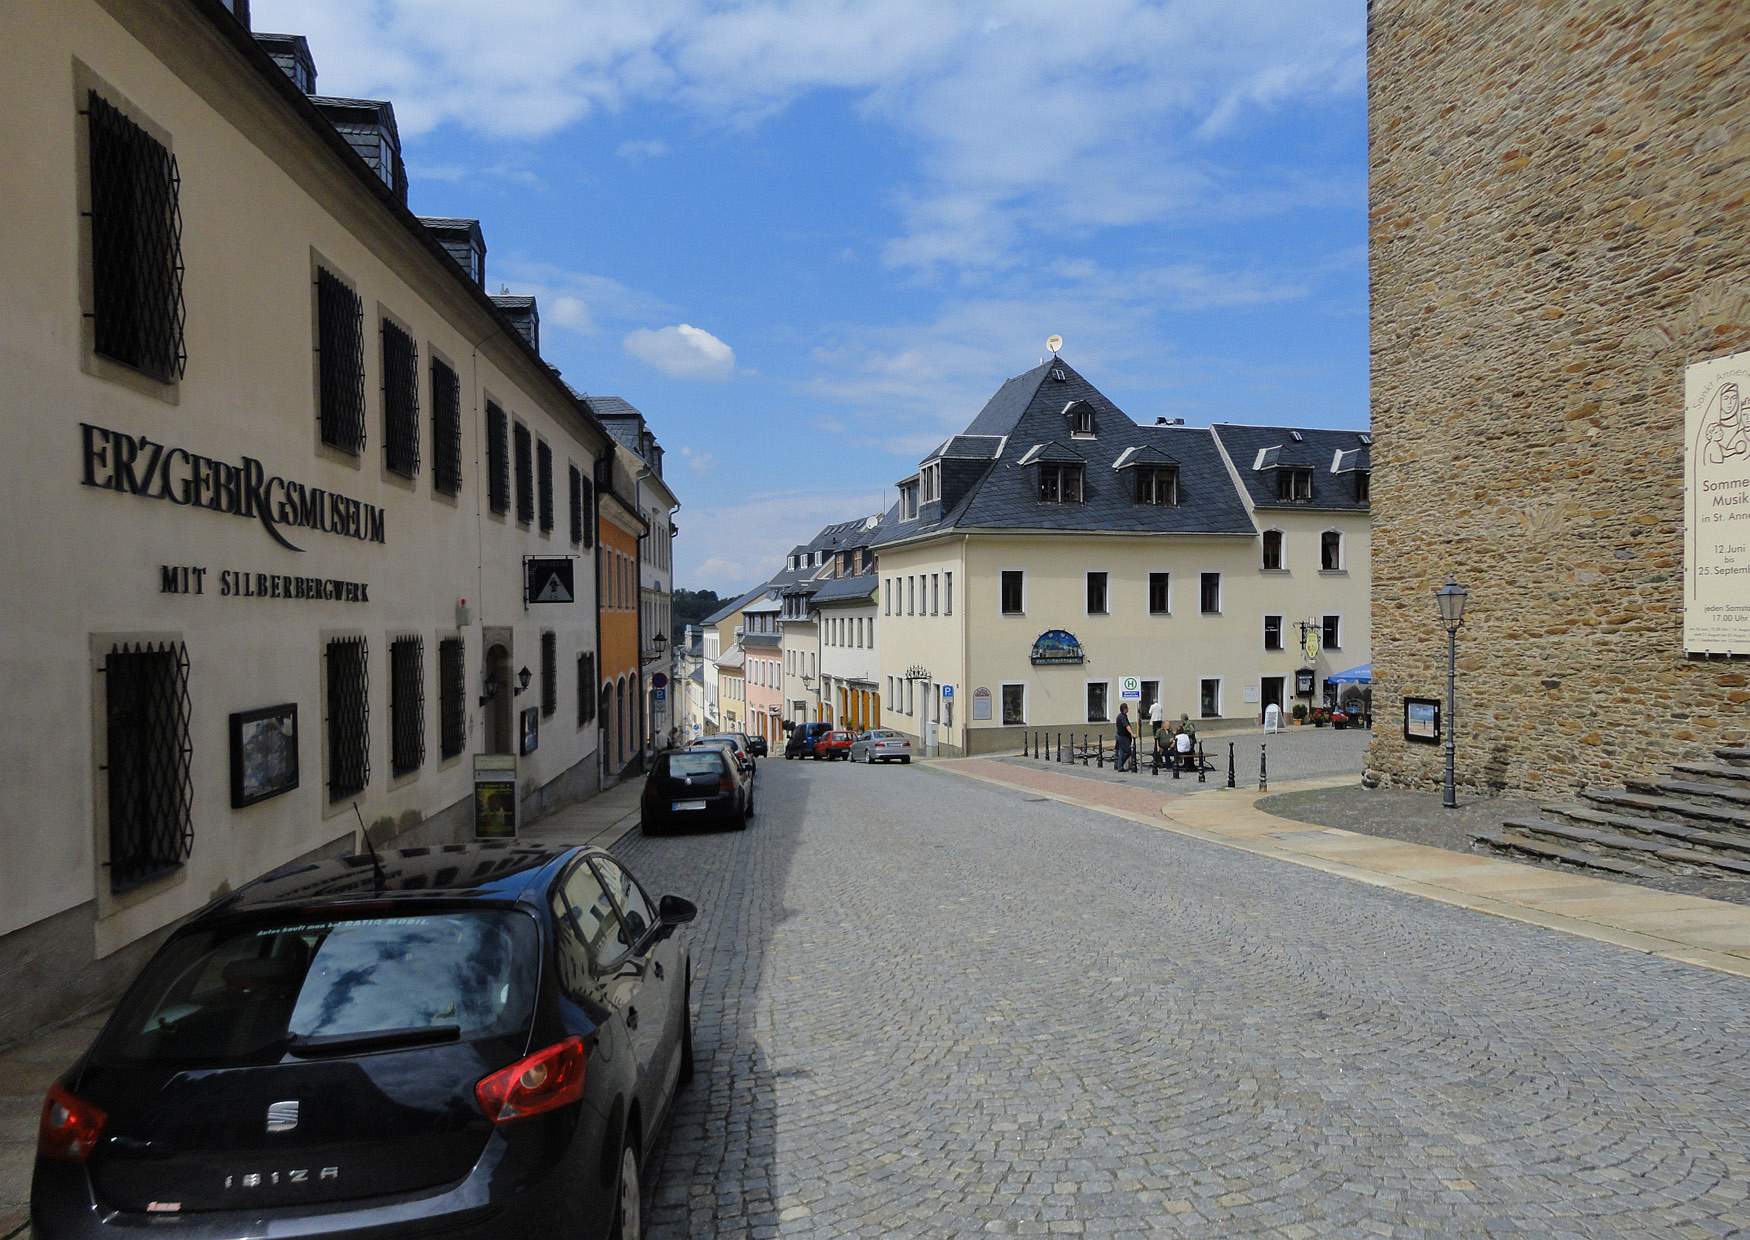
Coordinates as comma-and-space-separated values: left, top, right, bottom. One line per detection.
598, 486, 645, 779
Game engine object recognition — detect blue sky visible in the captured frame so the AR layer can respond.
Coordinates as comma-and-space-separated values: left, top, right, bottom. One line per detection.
255, 1, 1368, 595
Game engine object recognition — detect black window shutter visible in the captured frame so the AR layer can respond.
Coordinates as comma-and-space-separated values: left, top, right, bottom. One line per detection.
486, 403, 509, 514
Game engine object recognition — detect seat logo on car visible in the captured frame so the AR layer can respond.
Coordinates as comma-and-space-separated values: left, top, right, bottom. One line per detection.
266, 1100, 300, 1133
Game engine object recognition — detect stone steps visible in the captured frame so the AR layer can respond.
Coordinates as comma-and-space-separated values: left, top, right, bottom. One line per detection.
1582, 787, 1750, 831
1628, 776, 1750, 809
1488, 817, 1750, 879
1714, 747, 1750, 769
1542, 802, 1750, 859
1471, 829, 1666, 880
1671, 761, 1750, 789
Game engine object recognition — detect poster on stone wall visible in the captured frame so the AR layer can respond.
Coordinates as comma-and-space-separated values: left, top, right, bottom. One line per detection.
1685, 348, 1750, 654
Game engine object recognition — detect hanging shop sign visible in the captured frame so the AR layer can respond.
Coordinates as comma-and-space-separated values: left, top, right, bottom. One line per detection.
1685, 347, 1750, 655
472, 754, 519, 839
1030, 629, 1085, 665
159, 563, 369, 602
80, 423, 386, 553
1300, 627, 1321, 662
904, 664, 932, 680
524, 558, 576, 605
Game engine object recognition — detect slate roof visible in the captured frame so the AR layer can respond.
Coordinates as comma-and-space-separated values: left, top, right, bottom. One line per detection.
701, 586, 765, 627
688, 667, 705, 685
921, 434, 1007, 464
741, 632, 781, 649
811, 573, 879, 604
870, 356, 1257, 546
585, 395, 643, 419
1211, 425, 1373, 513
714, 647, 745, 671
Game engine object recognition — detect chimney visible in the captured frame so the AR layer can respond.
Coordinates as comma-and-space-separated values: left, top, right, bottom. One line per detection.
418, 217, 487, 288
310, 96, 407, 205
1154, 416, 1184, 426
254, 32, 316, 93
492, 296, 540, 354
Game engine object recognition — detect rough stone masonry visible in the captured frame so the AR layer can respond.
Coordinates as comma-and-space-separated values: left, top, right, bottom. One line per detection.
1366, 0, 1750, 796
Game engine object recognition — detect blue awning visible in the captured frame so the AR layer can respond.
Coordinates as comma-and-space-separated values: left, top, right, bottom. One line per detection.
1326, 663, 1371, 685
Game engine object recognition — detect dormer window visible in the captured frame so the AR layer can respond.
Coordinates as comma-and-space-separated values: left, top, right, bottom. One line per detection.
920, 462, 941, 505
1356, 470, 1371, 502
1135, 466, 1178, 506
1039, 463, 1084, 504
1276, 468, 1313, 501
900, 481, 919, 520
1064, 400, 1096, 438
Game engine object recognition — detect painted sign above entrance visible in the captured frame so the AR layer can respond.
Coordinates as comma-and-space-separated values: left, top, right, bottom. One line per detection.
80, 423, 386, 553
1030, 629, 1085, 665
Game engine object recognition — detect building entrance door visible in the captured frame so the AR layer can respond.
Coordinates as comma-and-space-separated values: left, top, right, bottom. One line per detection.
487, 643, 514, 755
924, 680, 938, 757
1260, 676, 1285, 723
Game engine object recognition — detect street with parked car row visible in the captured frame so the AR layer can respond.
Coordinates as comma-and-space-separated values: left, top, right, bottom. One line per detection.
621, 757, 1750, 1237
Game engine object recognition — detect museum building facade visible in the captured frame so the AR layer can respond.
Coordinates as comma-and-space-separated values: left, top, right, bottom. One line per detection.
0, 0, 625, 1041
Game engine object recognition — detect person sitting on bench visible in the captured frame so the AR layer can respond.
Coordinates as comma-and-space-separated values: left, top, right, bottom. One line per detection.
1174, 726, 1195, 770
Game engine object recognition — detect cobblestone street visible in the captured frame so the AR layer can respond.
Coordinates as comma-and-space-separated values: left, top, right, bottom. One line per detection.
622, 758, 1750, 1238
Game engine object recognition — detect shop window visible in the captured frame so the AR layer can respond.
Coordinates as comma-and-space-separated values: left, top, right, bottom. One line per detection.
85, 92, 186, 383
542, 631, 557, 718
390, 635, 424, 776
486, 402, 509, 515
102, 640, 192, 892
537, 440, 554, 533
514, 422, 534, 524
439, 637, 465, 759
1001, 683, 1026, 726
431, 357, 462, 496
326, 636, 370, 801
317, 268, 366, 453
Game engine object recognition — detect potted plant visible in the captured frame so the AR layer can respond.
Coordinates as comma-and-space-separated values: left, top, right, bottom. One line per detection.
1332, 708, 1350, 730
1310, 707, 1330, 728
1291, 704, 1308, 726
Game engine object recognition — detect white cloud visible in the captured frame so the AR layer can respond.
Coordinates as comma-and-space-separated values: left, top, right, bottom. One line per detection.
616, 138, 670, 160
624, 324, 737, 380
491, 260, 670, 337
677, 444, 717, 473
676, 488, 886, 593
253, 0, 1363, 273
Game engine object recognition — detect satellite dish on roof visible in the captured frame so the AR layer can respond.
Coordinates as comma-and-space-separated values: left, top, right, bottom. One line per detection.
1046, 335, 1063, 354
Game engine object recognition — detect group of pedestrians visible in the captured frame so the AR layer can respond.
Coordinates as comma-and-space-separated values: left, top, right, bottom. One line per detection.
1113, 701, 1198, 773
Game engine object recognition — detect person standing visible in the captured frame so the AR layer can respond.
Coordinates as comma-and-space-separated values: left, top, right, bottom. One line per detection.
1115, 702, 1135, 772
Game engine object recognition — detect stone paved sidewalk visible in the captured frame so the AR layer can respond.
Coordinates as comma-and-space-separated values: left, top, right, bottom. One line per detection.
935, 757, 1750, 980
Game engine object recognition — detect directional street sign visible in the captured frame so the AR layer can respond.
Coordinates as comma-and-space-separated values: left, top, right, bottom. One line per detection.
525, 558, 575, 605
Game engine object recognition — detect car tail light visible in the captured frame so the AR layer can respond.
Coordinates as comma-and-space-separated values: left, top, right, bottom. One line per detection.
39, 1082, 107, 1162
476, 1037, 587, 1124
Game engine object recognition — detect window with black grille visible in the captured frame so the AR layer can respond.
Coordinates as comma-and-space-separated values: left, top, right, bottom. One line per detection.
103, 641, 192, 892
486, 402, 509, 514
317, 268, 366, 453
431, 357, 462, 496
439, 637, 465, 759
541, 631, 557, 717
514, 422, 534, 524
569, 465, 584, 545
390, 635, 424, 776
85, 92, 186, 383
581, 474, 595, 548
326, 636, 370, 800
577, 651, 596, 726
537, 441, 554, 533
381, 319, 420, 477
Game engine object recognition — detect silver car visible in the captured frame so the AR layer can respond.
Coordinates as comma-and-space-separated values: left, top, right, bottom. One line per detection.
849, 729, 913, 764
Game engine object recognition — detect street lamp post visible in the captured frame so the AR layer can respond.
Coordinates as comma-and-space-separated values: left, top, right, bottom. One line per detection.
1434, 577, 1469, 809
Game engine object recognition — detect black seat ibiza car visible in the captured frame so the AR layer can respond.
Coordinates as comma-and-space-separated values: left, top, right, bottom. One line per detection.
32, 842, 697, 1240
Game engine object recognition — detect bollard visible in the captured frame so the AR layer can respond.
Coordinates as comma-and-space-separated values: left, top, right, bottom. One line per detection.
1082, 734, 1090, 767
1172, 745, 1180, 780
1056, 733, 1063, 763
1022, 731, 1029, 758
1259, 743, 1268, 791
1097, 736, 1104, 768
1197, 740, 1207, 784
1227, 741, 1236, 789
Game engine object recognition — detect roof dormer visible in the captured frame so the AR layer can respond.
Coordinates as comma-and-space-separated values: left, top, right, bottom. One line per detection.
1017, 441, 1085, 504
1114, 444, 1179, 506
1063, 399, 1097, 438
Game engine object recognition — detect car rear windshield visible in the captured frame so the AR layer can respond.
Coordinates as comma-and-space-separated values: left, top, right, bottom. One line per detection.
96, 910, 538, 1065
668, 752, 724, 777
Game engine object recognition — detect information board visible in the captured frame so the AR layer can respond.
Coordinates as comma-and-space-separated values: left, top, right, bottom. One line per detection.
1686, 348, 1750, 654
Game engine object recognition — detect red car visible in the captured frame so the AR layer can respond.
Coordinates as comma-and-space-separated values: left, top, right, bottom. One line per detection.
815, 729, 855, 761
